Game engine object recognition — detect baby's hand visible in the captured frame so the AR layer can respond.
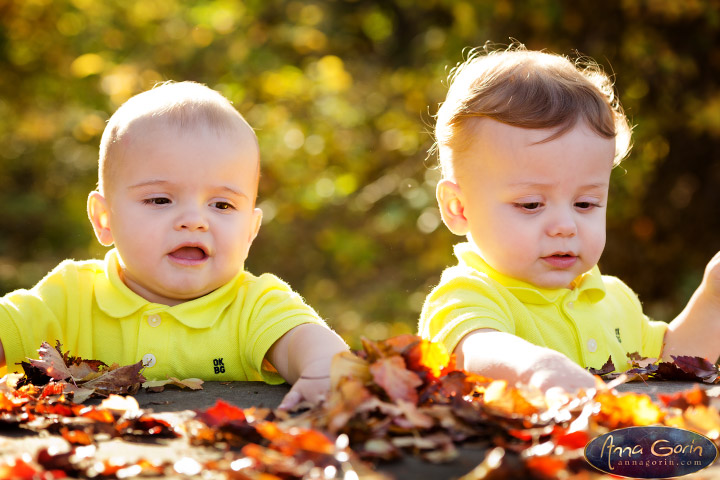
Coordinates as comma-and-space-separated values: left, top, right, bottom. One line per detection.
701, 251, 720, 302
524, 349, 598, 394
278, 374, 330, 411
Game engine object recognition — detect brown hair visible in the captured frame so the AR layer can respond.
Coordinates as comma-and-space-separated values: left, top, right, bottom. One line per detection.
98, 81, 258, 195
434, 44, 631, 178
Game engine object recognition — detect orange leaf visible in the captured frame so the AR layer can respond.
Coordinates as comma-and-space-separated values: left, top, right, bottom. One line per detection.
594, 391, 664, 428
405, 339, 450, 379
256, 422, 335, 455
483, 380, 540, 418
60, 427, 93, 445
369, 356, 422, 404
525, 456, 566, 477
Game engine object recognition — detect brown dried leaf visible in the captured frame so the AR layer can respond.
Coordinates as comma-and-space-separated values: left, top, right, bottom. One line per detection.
369, 356, 422, 404
330, 351, 371, 390
81, 361, 146, 395
142, 377, 204, 391
28, 342, 72, 381
587, 356, 615, 376
670, 355, 720, 383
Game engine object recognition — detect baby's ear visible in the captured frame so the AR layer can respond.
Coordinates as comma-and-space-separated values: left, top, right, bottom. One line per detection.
87, 191, 114, 246
436, 179, 469, 236
249, 207, 263, 243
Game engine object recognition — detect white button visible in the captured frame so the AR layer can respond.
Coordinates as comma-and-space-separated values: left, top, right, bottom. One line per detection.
566, 301, 574, 309
147, 314, 161, 327
587, 339, 597, 353
142, 353, 156, 367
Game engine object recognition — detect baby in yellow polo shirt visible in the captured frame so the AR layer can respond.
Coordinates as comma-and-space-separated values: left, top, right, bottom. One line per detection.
0, 81, 348, 409
419, 44, 720, 394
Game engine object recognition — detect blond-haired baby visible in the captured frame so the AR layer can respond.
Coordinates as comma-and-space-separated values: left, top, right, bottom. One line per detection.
0, 81, 348, 409
420, 45, 720, 394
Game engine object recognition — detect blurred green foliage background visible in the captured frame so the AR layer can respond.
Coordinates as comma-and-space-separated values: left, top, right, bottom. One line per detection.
1, 0, 719, 348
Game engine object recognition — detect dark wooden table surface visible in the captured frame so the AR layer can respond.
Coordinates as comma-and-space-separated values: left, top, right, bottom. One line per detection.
2, 380, 719, 479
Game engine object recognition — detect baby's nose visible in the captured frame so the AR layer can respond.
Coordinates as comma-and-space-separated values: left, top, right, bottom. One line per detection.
175, 207, 209, 231
547, 211, 577, 237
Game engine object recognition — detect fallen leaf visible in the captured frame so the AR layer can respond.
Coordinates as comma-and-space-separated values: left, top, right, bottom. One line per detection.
404, 339, 450, 379
369, 356, 422, 404
81, 361, 145, 395
330, 351, 371, 391
28, 342, 72, 381
670, 355, 720, 383
659, 386, 710, 410
142, 377, 204, 391
587, 356, 615, 376
482, 380, 541, 418
594, 390, 664, 428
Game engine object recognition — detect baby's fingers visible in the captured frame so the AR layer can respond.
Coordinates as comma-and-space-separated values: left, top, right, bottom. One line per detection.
278, 389, 303, 411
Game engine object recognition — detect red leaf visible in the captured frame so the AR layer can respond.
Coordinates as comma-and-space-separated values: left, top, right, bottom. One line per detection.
369, 356, 422, 404
659, 386, 709, 410
555, 430, 590, 449
39, 382, 66, 399
196, 399, 247, 427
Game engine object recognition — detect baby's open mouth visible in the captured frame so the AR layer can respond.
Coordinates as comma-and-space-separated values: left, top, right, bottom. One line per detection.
169, 246, 208, 261
542, 253, 578, 268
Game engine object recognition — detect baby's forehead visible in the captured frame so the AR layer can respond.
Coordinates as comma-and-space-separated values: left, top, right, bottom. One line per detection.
105, 115, 259, 191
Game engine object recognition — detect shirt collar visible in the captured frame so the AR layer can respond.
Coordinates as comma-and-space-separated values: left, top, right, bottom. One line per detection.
95, 249, 244, 328
454, 242, 606, 305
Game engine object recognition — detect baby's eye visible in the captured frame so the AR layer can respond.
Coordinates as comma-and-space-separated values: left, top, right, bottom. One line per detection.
514, 202, 542, 211
575, 201, 601, 210
143, 197, 170, 205
211, 201, 235, 210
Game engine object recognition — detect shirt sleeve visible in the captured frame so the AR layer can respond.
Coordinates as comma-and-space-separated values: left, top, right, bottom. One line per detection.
419, 267, 516, 355
0, 261, 78, 374
240, 274, 328, 384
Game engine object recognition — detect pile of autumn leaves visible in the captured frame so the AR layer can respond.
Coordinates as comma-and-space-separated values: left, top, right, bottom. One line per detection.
2, 337, 720, 479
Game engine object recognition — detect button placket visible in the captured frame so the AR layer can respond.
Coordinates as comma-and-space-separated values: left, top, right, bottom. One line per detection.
139, 309, 166, 371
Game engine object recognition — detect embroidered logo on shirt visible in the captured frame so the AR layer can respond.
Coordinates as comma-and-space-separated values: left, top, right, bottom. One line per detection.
615, 328, 622, 343
213, 358, 225, 374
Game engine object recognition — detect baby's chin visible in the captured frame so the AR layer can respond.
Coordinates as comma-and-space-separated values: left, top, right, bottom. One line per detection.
530, 273, 582, 290
135, 282, 223, 306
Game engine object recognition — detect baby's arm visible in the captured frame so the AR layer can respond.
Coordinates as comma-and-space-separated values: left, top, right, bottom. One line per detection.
267, 323, 348, 409
457, 329, 597, 394
663, 251, 720, 362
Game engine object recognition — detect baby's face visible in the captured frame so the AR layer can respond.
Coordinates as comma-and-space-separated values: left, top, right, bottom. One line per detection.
99, 120, 261, 305
445, 119, 615, 289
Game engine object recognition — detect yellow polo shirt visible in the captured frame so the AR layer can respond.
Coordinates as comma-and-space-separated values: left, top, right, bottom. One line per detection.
0, 249, 326, 382
419, 243, 667, 370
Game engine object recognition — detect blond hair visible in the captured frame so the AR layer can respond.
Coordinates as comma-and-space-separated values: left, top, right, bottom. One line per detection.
434, 44, 631, 178
98, 81, 257, 194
